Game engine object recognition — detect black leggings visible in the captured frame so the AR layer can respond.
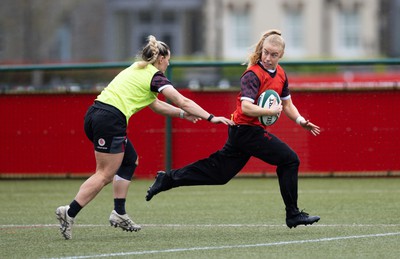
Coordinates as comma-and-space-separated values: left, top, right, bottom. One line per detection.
168, 125, 300, 216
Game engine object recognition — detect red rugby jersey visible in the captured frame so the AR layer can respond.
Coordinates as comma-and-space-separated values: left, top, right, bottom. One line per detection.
231, 62, 289, 128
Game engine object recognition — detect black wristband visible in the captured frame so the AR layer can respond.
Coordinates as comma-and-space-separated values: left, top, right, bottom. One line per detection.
207, 114, 214, 122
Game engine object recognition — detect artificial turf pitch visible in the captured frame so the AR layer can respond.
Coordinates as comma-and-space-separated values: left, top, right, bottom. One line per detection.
1, 177, 399, 258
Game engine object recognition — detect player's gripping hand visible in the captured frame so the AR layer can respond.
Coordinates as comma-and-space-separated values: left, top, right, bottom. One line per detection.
269, 99, 282, 117
183, 113, 202, 123
209, 116, 235, 126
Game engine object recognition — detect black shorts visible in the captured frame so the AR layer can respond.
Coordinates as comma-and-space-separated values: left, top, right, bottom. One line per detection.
84, 101, 127, 153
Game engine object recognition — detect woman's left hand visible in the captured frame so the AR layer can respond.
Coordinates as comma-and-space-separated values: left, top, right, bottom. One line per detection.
184, 113, 202, 123
300, 120, 321, 136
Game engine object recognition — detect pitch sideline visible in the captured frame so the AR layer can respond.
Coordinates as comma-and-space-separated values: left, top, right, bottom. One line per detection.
44, 232, 400, 259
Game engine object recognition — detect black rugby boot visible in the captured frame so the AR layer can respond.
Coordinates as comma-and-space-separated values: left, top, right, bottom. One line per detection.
145, 171, 172, 201
286, 210, 320, 228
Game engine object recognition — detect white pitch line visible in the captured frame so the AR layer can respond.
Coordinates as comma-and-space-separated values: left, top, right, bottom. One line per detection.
1, 223, 400, 229
47, 232, 400, 259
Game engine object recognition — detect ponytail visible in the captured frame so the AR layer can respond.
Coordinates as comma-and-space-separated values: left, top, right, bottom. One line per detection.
136, 35, 170, 69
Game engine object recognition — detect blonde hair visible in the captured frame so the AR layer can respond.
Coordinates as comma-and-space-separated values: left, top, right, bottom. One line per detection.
136, 35, 170, 69
247, 29, 285, 68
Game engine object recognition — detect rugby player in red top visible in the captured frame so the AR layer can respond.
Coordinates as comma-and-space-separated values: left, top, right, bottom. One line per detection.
146, 29, 321, 229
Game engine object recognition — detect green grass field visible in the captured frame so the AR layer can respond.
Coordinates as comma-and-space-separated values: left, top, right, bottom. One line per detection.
1, 178, 399, 259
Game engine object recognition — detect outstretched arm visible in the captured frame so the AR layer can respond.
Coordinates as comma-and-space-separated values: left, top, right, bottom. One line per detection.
156, 86, 235, 125
148, 98, 201, 123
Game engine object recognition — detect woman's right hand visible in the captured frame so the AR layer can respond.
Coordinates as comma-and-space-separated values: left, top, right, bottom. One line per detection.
269, 99, 282, 116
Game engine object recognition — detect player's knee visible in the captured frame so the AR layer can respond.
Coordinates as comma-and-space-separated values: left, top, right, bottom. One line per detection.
280, 148, 299, 165
115, 149, 139, 181
95, 171, 114, 185
277, 150, 300, 173
116, 156, 138, 180
116, 165, 135, 181
289, 151, 300, 167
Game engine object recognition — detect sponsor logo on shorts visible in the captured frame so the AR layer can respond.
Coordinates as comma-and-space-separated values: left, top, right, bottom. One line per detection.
98, 138, 106, 146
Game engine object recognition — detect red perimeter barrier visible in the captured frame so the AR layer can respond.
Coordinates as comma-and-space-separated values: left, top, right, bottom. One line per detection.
1, 89, 399, 178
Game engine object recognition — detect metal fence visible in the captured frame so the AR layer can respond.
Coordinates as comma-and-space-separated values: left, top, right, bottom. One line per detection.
1, 59, 400, 94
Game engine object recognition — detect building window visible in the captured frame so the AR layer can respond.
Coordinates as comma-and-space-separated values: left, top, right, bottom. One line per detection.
227, 9, 250, 58
51, 23, 71, 62
284, 9, 304, 57
139, 11, 152, 23
0, 26, 3, 59
232, 11, 250, 49
337, 9, 361, 56
162, 11, 175, 24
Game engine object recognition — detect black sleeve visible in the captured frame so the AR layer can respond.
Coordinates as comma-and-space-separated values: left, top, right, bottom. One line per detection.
240, 71, 260, 103
150, 72, 173, 92
281, 72, 290, 98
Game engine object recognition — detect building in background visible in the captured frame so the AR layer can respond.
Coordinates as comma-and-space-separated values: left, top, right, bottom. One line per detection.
0, 0, 398, 64
0, 0, 107, 63
206, 0, 381, 59
380, 0, 400, 57
104, 0, 204, 61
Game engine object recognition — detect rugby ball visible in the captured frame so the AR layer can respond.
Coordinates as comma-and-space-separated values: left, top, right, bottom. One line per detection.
257, 90, 281, 126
